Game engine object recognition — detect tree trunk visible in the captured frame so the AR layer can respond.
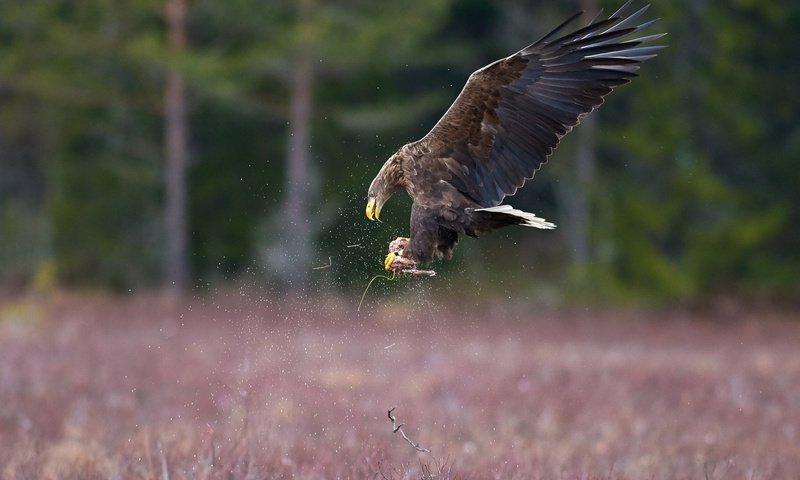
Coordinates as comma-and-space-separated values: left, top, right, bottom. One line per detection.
283, 0, 315, 294
164, 0, 189, 293
570, 109, 595, 267
563, 0, 598, 272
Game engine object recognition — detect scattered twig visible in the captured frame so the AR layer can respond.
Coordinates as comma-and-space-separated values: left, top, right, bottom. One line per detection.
357, 271, 395, 312
346, 243, 362, 248
398, 268, 436, 277
312, 256, 332, 270
387, 407, 430, 453
383, 343, 396, 350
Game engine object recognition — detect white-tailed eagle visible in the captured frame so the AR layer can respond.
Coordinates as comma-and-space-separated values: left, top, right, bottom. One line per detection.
365, 2, 665, 272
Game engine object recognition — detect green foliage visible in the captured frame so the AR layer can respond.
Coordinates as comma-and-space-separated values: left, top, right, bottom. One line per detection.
0, 0, 798, 303
592, 0, 800, 301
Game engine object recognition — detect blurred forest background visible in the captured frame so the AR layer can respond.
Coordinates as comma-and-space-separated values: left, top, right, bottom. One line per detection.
1, 0, 798, 306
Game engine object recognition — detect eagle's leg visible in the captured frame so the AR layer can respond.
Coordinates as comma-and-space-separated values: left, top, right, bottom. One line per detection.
384, 237, 415, 272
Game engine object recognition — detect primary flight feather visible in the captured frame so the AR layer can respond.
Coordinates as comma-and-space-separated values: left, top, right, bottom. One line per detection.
366, 2, 665, 272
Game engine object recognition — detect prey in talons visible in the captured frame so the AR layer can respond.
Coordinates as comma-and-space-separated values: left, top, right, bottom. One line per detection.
384, 237, 414, 271
383, 237, 436, 277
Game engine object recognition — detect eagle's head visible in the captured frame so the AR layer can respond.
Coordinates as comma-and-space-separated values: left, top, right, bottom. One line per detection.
366, 153, 404, 221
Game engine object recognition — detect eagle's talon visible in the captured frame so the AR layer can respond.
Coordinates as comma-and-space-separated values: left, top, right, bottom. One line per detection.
384, 252, 396, 271
384, 251, 417, 272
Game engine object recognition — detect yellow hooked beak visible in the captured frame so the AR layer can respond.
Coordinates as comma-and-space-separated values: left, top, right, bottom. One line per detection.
366, 196, 381, 221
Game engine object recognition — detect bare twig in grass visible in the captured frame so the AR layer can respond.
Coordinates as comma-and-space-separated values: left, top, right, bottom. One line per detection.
387, 407, 430, 453
312, 256, 332, 270
420, 457, 454, 480
346, 244, 362, 248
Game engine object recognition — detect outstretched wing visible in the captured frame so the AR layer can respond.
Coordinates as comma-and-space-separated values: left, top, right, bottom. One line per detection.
414, 2, 665, 208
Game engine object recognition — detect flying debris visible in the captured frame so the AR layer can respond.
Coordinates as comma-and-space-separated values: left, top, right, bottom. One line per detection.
365, 2, 665, 274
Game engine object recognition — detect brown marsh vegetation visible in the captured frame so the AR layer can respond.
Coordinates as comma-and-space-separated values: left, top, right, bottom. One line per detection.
1, 295, 798, 479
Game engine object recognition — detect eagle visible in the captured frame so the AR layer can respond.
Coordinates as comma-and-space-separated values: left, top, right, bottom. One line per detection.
366, 2, 665, 273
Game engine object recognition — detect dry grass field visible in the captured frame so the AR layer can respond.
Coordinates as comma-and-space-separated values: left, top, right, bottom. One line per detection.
1, 294, 799, 479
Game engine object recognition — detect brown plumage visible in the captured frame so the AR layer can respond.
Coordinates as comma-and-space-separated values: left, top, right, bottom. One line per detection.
366, 2, 665, 270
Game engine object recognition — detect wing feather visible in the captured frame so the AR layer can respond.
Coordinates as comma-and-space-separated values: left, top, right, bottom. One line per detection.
413, 3, 665, 207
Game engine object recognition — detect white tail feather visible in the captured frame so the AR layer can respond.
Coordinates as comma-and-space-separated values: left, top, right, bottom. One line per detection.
474, 205, 556, 229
